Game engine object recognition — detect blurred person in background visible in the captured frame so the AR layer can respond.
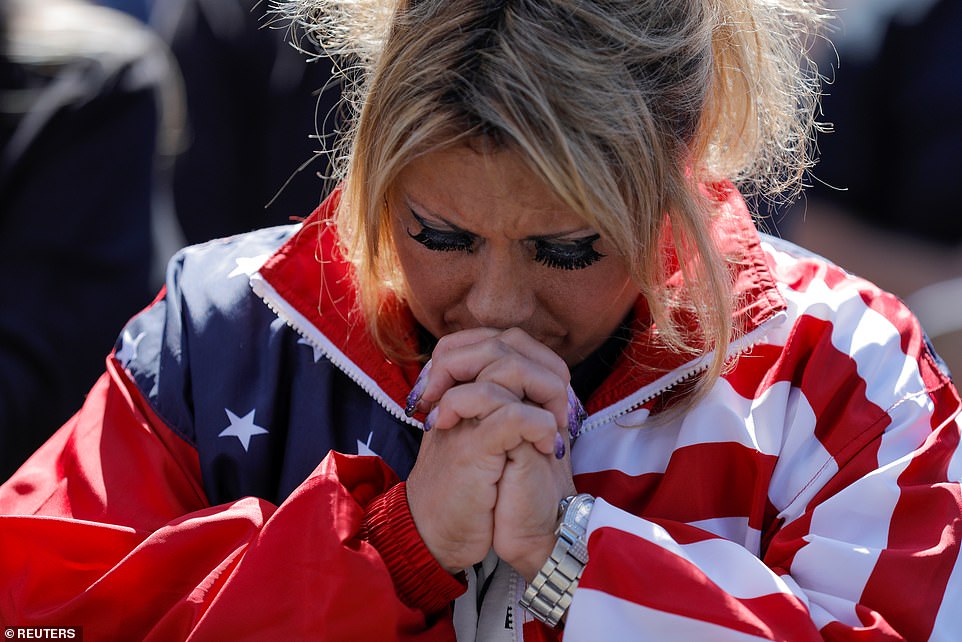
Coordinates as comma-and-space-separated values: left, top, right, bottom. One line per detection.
782, 0, 962, 374
0, 0, 176, 477
150, 0, 341, 243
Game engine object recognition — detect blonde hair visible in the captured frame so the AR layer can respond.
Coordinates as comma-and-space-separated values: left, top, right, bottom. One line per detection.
274, 0, 825, 401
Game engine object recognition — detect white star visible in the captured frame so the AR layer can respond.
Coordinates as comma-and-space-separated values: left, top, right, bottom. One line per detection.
357, 431, 379, 457
228, 254, 270, 279
297, 337, 324, 363
116, 330, 146, 367
218, 409, 269, 452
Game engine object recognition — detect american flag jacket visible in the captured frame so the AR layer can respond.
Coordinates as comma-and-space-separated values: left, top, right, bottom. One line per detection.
1, 187, 960, 641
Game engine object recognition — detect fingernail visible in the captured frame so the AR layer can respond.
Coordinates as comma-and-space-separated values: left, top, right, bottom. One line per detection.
554, 433, 566, 459
567, 386, 587, 439
405, 359, 432, 417
423, 406, 439, 432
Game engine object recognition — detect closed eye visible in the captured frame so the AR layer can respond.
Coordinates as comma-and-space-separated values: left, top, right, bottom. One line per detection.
406, 207, 604, 270
533, 235, 605, 271
407, 210, 475, 253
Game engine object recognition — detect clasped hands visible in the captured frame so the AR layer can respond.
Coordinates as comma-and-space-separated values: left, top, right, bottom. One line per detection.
404, 327, 583, 582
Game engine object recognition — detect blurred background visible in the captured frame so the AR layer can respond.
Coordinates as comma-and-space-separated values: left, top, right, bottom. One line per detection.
776, 0, 962, 377
0, 0, 338, 477
0, 0, 959, 478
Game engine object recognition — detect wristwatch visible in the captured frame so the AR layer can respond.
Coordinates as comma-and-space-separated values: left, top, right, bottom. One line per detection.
519, 493, 595, 627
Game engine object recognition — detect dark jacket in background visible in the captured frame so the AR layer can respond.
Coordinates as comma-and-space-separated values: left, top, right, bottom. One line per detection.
0, 0, 169, 477
808, 0, 962, 243
151, 0, 340, 243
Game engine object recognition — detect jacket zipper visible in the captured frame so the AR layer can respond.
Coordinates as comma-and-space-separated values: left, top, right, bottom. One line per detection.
577, 314, 785, 437
250, 273, 422, 429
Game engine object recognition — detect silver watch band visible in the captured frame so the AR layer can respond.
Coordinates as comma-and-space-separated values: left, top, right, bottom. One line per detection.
519, 493, 594, 627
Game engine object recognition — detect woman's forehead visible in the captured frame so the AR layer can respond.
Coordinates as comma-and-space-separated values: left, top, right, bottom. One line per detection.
393, 146, 593, 237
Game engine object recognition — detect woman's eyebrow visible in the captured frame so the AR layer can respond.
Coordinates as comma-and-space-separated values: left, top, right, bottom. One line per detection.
407, 200, 474, 233
526, 230, 599, 242
406, 196, 595, 240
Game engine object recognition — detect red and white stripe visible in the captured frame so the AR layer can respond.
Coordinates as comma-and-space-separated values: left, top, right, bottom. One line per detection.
564, 237, 962, 640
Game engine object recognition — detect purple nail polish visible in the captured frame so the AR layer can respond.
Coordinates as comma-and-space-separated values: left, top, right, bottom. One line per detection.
567, 386, 587, 438
423, 406, 438, 432
405, 359, 432, 417
554, 433, 566, 459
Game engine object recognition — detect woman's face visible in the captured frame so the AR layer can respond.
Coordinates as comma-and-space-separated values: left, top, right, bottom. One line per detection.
388, 145, 639, 366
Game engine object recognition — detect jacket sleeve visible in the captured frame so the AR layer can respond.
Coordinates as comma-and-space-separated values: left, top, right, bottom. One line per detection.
0, 357, 463, 640
564, 299, 962, 640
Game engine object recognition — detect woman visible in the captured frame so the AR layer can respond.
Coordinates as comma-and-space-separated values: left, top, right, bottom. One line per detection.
2, 0, 960, 640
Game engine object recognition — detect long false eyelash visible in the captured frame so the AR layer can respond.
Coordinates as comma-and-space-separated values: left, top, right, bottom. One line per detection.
407, 210, 475, 252
408, 226, 475, 252
533, 235, 605, 271
407, 207, 603, 270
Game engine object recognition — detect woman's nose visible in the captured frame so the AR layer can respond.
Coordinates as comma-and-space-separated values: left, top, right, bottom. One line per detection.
464, 252, 535, 330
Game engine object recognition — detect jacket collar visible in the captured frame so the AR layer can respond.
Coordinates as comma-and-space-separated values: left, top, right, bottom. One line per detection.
252, 184, 786, 429
580, 183, 787, 430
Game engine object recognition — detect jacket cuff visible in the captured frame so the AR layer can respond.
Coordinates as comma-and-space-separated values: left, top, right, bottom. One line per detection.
361, 481, 467, 613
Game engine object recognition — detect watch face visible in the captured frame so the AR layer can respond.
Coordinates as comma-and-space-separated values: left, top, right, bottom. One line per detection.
569, 496, 594, 530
